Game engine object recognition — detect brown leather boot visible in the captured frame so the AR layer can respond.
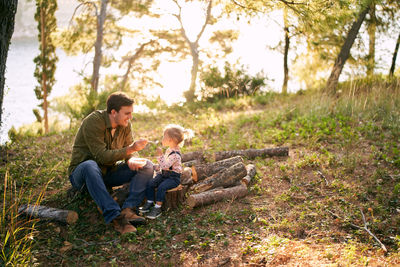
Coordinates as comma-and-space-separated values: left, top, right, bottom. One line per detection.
121, 208, 146, 226
112, 214, 137, 234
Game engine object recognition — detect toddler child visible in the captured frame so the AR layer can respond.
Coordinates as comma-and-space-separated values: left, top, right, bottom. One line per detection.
139, 124, 191, 219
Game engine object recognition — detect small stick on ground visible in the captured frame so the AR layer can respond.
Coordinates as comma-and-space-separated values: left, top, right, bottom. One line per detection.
357, 207, 387, 252
327, 208, 387, 252
317, 170, 329, 186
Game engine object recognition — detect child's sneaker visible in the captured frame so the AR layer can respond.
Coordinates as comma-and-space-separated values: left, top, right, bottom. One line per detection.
146, 206, 162, 219
139, 202, 154, 213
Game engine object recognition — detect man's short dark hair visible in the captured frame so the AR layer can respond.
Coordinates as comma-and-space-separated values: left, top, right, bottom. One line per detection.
106, 92, 134, 113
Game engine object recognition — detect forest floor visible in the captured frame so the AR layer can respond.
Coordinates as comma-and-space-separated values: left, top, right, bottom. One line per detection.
2, 83, 400, 266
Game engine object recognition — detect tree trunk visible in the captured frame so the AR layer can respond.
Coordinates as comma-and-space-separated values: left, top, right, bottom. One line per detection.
91, 0, 107, 93
163, 184, 188, 210
40, 6, 48, 134
213, 147, 289, 161
366, 3, 375, 76
179, 0, 212, 102
187, 184, 248, 208
184, 42, 199, 102
191, 156, 243, 182
389, 32, 400, 77
282, 6, 289, 95
326, 2, 371, 93
18, 204, 79, 224
191, 162, 247, 193
0, 0, 18, 126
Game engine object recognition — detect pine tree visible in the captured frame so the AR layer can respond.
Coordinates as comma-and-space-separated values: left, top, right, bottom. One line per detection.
33, 0, 58, 134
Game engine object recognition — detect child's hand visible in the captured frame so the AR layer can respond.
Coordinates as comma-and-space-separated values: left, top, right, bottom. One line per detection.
156, 147, 163, 156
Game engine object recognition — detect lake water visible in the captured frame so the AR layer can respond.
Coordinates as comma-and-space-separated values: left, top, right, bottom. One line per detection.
1, 37, 85, 144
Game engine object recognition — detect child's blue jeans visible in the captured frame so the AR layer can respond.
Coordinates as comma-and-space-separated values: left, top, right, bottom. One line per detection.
145, 171, 180, 203
69, 159, 154, 224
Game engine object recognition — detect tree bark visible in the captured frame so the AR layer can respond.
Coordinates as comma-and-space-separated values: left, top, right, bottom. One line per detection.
0, 0, 18, 126
91, 0, 107, 93
213, 147, 289, 161
183, 159, 201, 167
191, 156, 243, 182
163, 184, 188, 210
182, 151, 204, 163
18, 204, 78, 224
185, 42, 199, 102
187, 184, 248, 208
191, 162, 247, 193
366, 3, 376, 76
389, 32, 400, 77
326, 1, 371, 93
282, 6, 289, 95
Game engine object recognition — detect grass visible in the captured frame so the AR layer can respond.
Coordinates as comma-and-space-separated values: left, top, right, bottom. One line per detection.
1, 77, 400, 265
0, 171, 47, 266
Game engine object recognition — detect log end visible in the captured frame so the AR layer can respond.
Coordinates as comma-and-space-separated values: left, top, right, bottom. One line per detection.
191, 166, 198, 183
241, 177, 250, 186
186, 196, 196, 209
242, 164, 257, 186
66, 211, 79, 224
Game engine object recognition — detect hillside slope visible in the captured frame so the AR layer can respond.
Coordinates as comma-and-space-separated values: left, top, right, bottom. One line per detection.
2, 84, 400, 265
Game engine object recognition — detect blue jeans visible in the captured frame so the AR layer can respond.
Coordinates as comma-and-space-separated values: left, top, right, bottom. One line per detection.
69, 160, 154, 224
145, 172, 180, 203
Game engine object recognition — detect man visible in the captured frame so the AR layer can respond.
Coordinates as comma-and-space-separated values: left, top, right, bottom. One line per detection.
68, 92, 154, 234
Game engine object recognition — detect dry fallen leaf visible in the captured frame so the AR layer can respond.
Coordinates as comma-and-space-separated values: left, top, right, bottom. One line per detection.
59, 241, 73, 253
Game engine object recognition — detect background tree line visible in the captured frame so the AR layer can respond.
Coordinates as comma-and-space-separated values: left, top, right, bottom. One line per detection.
1, 0, 400, 134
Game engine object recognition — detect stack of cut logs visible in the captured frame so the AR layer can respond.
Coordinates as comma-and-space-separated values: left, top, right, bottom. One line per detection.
164, 146, 289, 209
18, 147, 288, 224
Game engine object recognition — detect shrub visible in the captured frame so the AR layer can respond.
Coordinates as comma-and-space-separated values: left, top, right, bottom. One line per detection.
200, 62, 267, 101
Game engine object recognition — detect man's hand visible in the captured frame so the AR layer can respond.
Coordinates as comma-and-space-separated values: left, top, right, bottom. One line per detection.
127, 139, 148, 154
133, 139, 148, 151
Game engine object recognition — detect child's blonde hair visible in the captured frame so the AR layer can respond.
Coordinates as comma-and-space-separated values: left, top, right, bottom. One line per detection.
163, 124, 194, 147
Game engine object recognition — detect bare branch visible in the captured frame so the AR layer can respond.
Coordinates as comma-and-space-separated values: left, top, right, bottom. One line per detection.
231, 0, 263, 13
231, 0, 307, 17
277, 0, 306, 5
69, 1, 98, 27
172, 0, 192, 46
358, 207, 387, 252
119, 40, 156, 91
195, 0, 212, 44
